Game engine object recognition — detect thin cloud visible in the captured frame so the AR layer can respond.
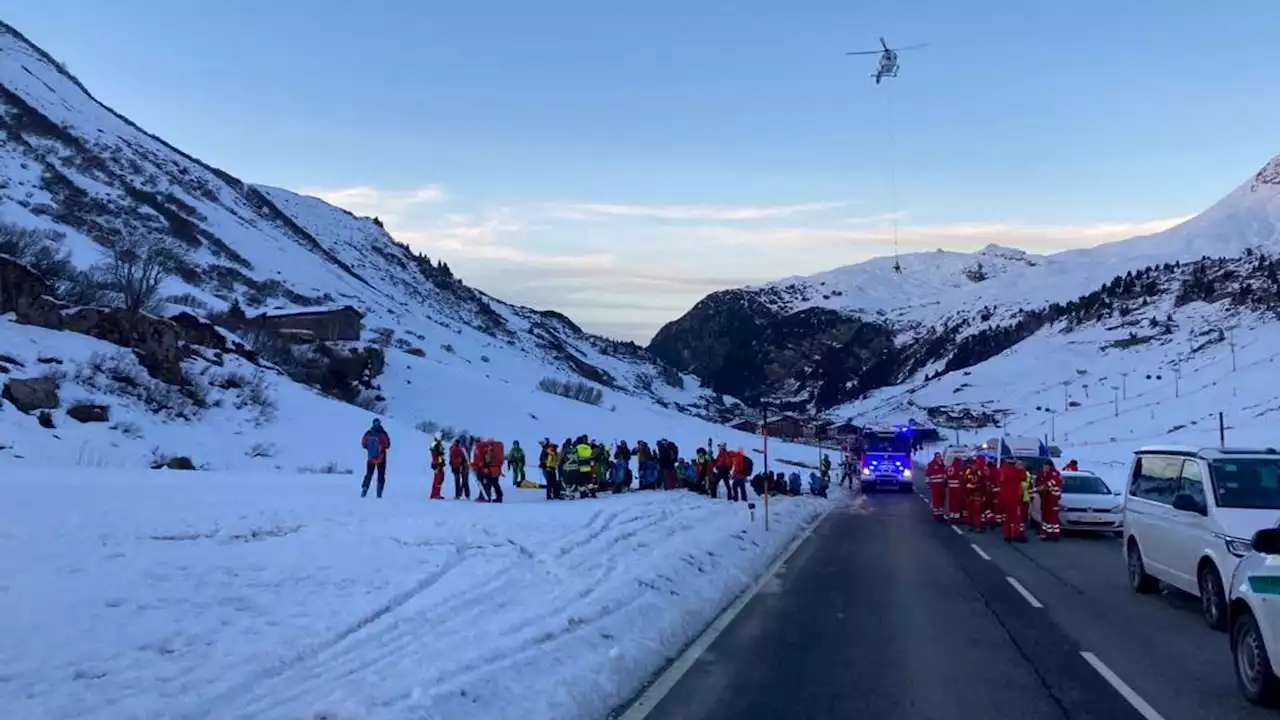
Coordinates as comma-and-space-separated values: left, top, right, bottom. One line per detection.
302, 185, 447, 224
692, 216, 1194, 252
546, 201, 847, 222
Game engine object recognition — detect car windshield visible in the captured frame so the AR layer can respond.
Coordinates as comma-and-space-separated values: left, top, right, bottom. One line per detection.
1209, 458, 1280, 510
1062, 473, 1111, 495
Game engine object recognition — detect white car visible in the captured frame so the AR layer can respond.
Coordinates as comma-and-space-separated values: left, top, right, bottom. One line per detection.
1123, 445, 1280, 631
1030, 471, 1122, 535
1228, 528, 1280, 706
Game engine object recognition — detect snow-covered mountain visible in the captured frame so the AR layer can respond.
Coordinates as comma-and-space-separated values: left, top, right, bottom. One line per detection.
0, 20, 749, 469
650, 154, 1280, 412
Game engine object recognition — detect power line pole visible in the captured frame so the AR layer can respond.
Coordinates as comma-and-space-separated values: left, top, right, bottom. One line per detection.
1062, 380, 1071, 411
1111, 386, 1119, 417
1174, 365, 1181, 398
1120, 372, 1130, 400
1229, 329, 1237, 371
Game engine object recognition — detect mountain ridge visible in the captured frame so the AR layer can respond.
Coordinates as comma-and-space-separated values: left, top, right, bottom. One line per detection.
650, 153, 1280, 412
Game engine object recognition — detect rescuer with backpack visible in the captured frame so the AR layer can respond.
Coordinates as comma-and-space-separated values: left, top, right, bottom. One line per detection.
360, 419, 391, 498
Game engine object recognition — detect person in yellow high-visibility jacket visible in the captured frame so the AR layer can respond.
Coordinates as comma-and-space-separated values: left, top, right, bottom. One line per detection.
1021, 466, 1033, 535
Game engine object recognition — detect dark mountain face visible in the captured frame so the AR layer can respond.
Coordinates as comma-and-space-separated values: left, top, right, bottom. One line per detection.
648, 289, 900, 411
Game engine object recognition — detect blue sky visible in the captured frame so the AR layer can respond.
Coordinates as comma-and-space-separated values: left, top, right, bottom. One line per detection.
8, 1, 1279, 341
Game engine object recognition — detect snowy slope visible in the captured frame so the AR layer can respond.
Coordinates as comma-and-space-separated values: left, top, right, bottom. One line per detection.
0, 18, 723, 427
0, 465, 827, 720
845, 269, 1280, 483
753, 155, 1280, 330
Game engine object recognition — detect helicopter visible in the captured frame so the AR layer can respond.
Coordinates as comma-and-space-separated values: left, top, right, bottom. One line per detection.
846, 36, 928, 84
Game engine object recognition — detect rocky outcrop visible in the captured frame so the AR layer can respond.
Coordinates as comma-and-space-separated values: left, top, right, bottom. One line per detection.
2, 375, 60, 412
67, 403, 109, 423
0, 255, 254, 384
648, 288, 902, 410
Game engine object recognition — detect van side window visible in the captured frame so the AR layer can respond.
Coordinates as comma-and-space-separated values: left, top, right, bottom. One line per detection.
1129, 455, 1179, 504
1178, 460, 1206, 506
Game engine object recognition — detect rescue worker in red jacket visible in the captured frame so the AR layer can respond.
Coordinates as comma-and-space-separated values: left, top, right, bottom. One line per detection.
1063, 459, 1079, 472
729, 449, 750, 502
925, 453, 947, 522
429, 432, 446, 500
946, 457, 965, 524
449, 438, 470, 499
1037, 460, 1063, 541
965, 458, 987, 531
712, 443, 733, 500
986, 457, 1004, 529
1000, 460, 1029, 542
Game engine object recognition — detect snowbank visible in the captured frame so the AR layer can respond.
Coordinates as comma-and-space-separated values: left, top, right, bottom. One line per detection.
0, 468, 827, 720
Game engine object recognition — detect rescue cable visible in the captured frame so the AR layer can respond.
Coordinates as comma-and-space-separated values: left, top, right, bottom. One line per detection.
886, 79, 902, 274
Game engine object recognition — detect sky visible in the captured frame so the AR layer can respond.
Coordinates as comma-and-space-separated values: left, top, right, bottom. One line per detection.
6, 1, 1279, 342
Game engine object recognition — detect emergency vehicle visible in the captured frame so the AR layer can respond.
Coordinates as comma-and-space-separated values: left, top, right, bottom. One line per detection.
860, 425, 914, 492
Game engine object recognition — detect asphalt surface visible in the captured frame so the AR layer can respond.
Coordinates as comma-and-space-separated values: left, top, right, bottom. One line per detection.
637, 489, 1150, 720
965, 509, 1276, 720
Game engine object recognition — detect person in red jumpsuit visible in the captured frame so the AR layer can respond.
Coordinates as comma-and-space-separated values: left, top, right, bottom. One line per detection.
1063, 459, 1079, 472
946, 457, 965, 524
965, 458, 987, 531
986, 458, 1004, 530
925, 452, 947, 522
1037, 460, 1063, 541
999, 460, 1028, 542
429, 433, 446, 499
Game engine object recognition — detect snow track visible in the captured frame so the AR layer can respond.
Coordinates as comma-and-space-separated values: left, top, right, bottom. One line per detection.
0, 470, 825, 720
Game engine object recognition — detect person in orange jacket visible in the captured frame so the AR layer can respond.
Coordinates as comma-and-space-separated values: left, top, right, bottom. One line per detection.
1063, 459, 1079, 472
945, 457, 965, 524
449, 438, 470, 499
360, 419, 391, 498
472, 439, 504, 503
925, 452, 947, 522
429, 432, 446, 500
729, 449, 751, 502
1036, 460, 1063, 541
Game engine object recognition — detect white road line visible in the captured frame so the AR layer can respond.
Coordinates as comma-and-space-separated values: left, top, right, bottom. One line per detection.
1080, 651, 1167, 720
971, 544, 991, 560
950, 525, 964, 536
1006, 576, 1044, 608
618, 508, 829, 719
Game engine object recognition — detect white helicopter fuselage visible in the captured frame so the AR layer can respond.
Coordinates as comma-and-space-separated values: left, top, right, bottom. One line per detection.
875, 50, 899, 79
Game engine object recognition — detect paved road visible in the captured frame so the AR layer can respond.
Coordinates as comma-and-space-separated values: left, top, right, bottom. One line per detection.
634, 490, 1148, 720
965, 510, 1274, 720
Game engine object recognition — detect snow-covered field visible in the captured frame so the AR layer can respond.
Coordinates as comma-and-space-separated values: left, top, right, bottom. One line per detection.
0, 469, 827, 720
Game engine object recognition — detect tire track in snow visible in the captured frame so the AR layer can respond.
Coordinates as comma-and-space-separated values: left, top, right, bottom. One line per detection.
187, 541, 470, 719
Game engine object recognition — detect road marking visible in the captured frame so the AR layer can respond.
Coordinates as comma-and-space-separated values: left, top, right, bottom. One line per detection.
971, 543, 991, 560
950, 525, 964, 536
1080, 651, 1167, 720
618, 508, 829, 719
1006, 576, 1044, 608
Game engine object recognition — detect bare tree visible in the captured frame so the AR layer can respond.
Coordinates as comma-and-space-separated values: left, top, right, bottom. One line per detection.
98, 234, 183, 315
0, 220, 73, 282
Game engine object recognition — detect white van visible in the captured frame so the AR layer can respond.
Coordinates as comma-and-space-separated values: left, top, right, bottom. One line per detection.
1123, 445, 1280, 630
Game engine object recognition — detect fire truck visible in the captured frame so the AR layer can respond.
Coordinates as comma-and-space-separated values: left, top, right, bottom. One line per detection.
859, 425, 914, 492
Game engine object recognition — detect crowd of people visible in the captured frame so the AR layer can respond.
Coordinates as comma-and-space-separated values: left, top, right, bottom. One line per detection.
923, 452, 1071, 542
359, 419, 831, 503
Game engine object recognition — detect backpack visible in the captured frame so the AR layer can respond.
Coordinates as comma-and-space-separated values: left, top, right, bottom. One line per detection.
483, 444, 495, 466
741, 454, 754, 476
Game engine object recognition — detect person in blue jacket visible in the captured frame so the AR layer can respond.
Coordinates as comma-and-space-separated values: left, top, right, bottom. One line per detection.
808, 471, 828, 498
788, 472, 803, 496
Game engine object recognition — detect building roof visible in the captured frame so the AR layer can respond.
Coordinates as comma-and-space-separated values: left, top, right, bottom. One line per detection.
258, 304, 364, 319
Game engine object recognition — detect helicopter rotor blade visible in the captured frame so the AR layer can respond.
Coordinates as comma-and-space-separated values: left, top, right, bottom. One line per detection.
845, 49, 882, 55
891, 42, 930, 52
880, 36, 889, 51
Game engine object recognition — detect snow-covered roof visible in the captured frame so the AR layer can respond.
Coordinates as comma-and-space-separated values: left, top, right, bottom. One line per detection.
259, 305, 363, 319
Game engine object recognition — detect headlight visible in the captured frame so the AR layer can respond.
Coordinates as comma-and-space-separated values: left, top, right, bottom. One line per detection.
902, 468, 912, 478
1223, 536, 1252, 558
862, 467, 871, 475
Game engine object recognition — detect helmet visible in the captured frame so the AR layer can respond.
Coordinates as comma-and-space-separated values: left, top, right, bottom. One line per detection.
433, 431, 442, 441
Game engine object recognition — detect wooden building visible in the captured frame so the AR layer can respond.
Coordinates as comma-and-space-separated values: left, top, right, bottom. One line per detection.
252, 305, 364, 342
729, 418, 760, 434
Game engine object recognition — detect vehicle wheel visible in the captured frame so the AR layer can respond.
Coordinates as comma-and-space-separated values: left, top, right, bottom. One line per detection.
1199, 564, 1229, 631
1234, 610, 1280, 706
1126, 540, 1158, 594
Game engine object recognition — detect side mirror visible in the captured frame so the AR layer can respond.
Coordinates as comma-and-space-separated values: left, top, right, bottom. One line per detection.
1252, 528, 1280, 555
1172, 493, 1207, 516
